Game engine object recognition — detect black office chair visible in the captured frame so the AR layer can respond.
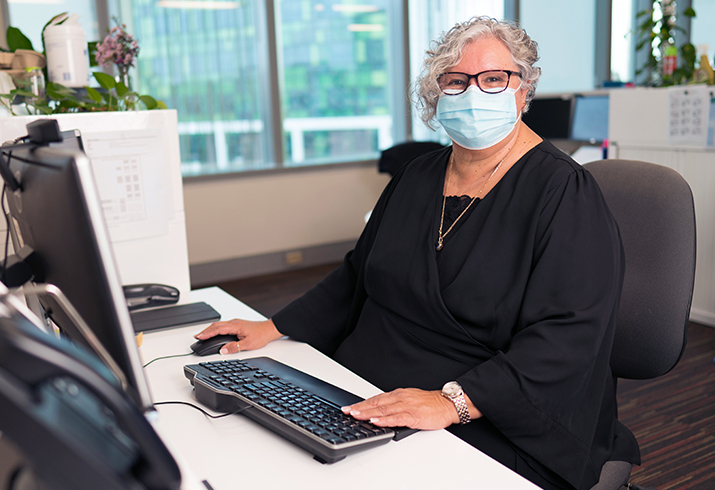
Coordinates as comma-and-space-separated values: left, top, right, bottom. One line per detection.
378, 141, 445, 176
583, 159, 696, 490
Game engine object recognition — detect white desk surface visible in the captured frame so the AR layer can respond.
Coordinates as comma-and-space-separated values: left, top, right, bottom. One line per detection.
140, 287, 539, 490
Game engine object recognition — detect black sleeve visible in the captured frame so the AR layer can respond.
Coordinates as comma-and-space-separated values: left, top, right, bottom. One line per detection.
272, 171, 401, 356
458, 168, 626, 488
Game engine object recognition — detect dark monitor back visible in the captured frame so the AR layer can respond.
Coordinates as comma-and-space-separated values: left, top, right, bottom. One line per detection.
52, 128, 84, 151
570, 94, 609, 143
3, 145, 153, 410
522, 95, 573, 140
0, 290, 180, 490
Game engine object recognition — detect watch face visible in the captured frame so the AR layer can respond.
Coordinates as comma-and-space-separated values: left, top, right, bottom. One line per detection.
442, 381, 461, 397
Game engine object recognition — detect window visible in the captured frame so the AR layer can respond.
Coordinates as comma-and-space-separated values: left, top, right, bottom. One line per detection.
690, 0, 715, 67
112, 0, 400, 175
277, 0, 395, 166
117, 0, 268, 176
611, 0, 634, 83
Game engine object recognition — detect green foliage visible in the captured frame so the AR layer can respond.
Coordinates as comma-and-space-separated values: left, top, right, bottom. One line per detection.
1, 20, 166, 114
0, 72, 167, 115
635, 1, 698, 86
6, 26, 33, 52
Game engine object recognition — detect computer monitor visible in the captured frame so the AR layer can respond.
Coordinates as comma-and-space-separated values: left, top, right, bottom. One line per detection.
570, 93, 609, 143
1, 142, 154, 411
52, 128, 84, 151
521, 95, 573, 140
0, 284, 181, 490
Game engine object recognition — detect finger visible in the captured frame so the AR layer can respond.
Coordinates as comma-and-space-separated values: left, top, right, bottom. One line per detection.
220, 340, 241, 355
342, 392, 395, 413
363, 412, 416, 428
342, 393, 402, 420
344, 401, 418, 428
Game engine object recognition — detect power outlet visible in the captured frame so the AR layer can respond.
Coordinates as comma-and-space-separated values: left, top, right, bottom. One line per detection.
285, 251, 303, 266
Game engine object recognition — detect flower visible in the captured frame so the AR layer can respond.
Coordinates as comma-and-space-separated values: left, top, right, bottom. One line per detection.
95, 19, 139, 73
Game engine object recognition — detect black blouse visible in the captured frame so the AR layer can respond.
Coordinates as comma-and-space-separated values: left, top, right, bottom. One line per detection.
273, 141, 639, 490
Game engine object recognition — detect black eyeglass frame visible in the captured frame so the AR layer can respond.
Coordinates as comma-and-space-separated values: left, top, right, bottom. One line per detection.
437, 70, 522, 95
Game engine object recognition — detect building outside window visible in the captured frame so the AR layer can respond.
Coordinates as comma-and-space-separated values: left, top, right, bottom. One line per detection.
277, 0, 394, 167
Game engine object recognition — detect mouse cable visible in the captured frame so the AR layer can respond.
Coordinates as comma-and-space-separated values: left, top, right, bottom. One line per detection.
143, 352, 194, 368
152, 400, 251, 419
1, 185, 10, 285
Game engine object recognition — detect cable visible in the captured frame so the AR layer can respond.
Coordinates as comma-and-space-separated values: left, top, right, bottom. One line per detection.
1, 184, 9, 285
142, 352, 194, 368
152, 400, 251, 419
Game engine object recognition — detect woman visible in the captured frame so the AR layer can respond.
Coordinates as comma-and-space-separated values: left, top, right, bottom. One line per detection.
196, 17, 639, 490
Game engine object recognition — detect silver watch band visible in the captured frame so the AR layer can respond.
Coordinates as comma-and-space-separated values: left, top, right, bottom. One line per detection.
450, 393, 471, 425
441, 382, 471, 425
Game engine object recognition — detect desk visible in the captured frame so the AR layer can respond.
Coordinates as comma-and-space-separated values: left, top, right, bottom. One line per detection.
140, 287, 540, 490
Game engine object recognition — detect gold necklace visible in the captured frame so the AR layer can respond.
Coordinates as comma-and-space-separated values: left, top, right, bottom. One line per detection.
435, 150, 509, 251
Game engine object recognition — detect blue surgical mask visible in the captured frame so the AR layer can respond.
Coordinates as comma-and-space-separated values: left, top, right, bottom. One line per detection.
436, 85, 519, 150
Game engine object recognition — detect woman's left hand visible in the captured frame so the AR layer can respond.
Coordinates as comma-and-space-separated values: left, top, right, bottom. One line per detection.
341, 388, 462, 430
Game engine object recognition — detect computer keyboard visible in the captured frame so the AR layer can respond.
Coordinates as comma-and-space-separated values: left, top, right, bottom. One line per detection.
183, 357, 416, 463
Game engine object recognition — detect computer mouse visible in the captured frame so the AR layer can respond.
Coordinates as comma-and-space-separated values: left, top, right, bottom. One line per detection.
190, 334, 238, 356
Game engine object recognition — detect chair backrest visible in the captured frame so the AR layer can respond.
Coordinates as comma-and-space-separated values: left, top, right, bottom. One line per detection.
583, 159, 696, 380
378, 141, 444, 176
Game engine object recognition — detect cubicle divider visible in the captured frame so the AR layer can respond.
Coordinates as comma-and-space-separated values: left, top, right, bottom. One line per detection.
0, 111, 191, 301
608, 86, 715, 327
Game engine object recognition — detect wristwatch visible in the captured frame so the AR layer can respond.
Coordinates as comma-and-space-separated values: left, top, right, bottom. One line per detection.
441, 381, 471, 425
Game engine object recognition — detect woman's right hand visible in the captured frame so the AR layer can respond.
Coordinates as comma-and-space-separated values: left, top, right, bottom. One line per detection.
194, 318, 283, 354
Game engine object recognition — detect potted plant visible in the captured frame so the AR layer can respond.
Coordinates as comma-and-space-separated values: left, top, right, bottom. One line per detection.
0, 14, 165, 115
635, 0, 697, 86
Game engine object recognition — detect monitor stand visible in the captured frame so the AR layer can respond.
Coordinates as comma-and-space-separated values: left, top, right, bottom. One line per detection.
14, 283, 129, 392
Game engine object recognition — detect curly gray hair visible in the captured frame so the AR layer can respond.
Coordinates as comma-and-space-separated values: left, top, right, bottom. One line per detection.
415, 16, 541, 129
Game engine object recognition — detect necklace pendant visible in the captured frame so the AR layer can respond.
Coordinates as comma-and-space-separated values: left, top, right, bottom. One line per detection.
436, 238, 443, 251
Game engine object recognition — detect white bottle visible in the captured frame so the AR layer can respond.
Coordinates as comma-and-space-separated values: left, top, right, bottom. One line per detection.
43, 13, 89, 87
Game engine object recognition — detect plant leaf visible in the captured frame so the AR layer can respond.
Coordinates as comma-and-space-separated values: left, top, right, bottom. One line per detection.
93, 71, 117, 90
59, 99, 79, 109
87, 41, 99, 67
32, 104, 54, 115
684, 7, 696, 18
86, 86, 102, 103
156, 100, 167, 110
116, 81, 129, 97
7, 26, 34, 52
13, 89, 36, 97
636, 9, 651, 18
139, 95, 157, 109
46, 82, 77, 100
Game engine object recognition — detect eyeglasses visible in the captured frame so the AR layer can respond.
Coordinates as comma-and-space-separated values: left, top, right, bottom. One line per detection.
437, 70, 521, 95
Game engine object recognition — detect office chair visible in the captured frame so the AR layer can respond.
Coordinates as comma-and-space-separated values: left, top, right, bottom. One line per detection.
583, 159, 696, 490
378, 141, 445, 176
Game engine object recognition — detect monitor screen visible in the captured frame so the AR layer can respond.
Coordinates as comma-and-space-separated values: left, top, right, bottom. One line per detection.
570, 94, 609, 143
521, 95, 573, 140
1, 143, 153, 411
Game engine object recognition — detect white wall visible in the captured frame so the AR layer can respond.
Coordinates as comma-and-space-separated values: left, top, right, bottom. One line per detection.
183, 164, 391, 267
